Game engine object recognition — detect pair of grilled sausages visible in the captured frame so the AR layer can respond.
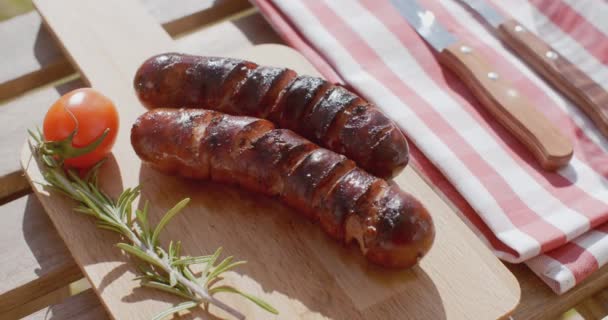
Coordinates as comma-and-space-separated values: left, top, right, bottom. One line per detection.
134, 53, 409, 179
131, 109, 434, 268
131, 54, 434, 268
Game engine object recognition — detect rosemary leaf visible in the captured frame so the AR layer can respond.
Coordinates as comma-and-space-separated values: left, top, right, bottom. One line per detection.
207, 260, 247, 284
88, 204, 122, 227
210, 286, 279, 315
43, 156, 53, 167
136, 264, 155, 278
151, 300, 199, 320
174, 241, 182, 258
116, 243, 164, 270
136, 201, 151, 243
203, 247, 222, 278
169, 241, 182, 263
89, 184, 114, 214
75, 190, 104, 217
168, 241, 176, 261
96, 224, 123, 234
169, 270, 178, 288
28, 128, 42, 144
156, 246, 169, 261
117, 188, 132, 220
73, 206, 98, 217
83, 158, 106, 184
96, 220, 121, 230
116, 187, 130, 210
48, 170, 79, 198
173, 256, 213, 266
182, 266, 198, 283
151, 198, 190, 247
142, 281, 196, 301
132, 222, 145, 240
120, 186, 141, 223
206, 256, 233, 282
100, 189, 115, 209
68, 170, 92, 194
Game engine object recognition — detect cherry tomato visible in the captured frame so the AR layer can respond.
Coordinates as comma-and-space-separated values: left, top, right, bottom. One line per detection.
43, 88, 119, 168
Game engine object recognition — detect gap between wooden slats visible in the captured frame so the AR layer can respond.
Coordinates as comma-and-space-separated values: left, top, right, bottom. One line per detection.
0, 195, 81, 317
0, 0, 251, 103
23, 289, 107, 320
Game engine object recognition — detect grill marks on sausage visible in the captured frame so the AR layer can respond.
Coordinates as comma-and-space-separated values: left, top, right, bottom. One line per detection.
231, 66, 298, 118
218, 61, 258, 114
283, 149, 355, 219
304, 86, 363, 142
131, 109, 434, 268
270, 76, 331, 133
319, 168, 377, 240
185, 57, 241, 108
134, 53, 410, 179
247, 129, 318, 195
133, 108, 362, 226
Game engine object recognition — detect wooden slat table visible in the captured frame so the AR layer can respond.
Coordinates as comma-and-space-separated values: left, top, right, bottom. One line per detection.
0, 1, 606, 319
0, 195, 80, 317
25, 289, 106, 320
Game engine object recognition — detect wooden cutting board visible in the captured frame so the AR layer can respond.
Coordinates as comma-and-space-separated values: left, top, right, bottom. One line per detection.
22, 0, 520, 319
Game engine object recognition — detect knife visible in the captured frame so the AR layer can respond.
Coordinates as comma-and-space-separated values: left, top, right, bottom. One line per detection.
460, 0, 608, 139
390, 0, 573, 171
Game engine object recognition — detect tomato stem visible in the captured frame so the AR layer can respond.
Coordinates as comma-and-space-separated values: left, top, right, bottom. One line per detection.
40, 127, 110, 162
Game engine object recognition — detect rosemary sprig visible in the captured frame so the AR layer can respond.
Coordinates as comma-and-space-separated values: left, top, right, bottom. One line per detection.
28, 129, 278, 320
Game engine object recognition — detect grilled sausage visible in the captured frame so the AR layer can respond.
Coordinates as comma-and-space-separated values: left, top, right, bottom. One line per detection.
133, 53, 409, 179
131, 108, 434, 268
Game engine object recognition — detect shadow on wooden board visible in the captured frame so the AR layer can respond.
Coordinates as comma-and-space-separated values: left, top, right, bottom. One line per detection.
132, 163, 446, 320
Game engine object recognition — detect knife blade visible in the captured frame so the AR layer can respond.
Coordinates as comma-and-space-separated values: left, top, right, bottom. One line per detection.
460, 0, 608, 139
390, 0, 573, 171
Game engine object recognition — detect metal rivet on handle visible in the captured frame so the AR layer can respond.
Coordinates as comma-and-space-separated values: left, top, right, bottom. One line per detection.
514, 25, 524, 32
460, 45, 472, 53
488, 72, 499, 80
545, 51, 558, 60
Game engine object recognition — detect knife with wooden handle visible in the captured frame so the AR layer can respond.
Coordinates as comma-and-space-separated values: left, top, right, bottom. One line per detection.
390, 0, 573, 171
460, 0, 608, 139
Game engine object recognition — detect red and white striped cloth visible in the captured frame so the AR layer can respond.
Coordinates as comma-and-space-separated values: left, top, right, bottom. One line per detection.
251, 0, 608, 294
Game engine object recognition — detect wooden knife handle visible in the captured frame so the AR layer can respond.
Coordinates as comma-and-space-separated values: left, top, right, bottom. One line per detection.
439, 40, 573, 171
497, 19, 608, 138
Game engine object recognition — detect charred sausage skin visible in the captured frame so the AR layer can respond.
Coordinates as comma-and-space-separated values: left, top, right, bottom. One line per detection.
134, 53, 409, 179
131, 108, 434, 268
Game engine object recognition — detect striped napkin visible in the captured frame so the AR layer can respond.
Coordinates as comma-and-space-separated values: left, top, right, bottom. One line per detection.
252, 0, 608, 294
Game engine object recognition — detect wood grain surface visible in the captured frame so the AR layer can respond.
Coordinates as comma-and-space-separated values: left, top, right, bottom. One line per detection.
440, 40, 573, 171
0, 195, 81, 316
0, 0, 251, 102
21, 0, 519, 319
497, 19, 608, 139
25, 289, 108, 320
